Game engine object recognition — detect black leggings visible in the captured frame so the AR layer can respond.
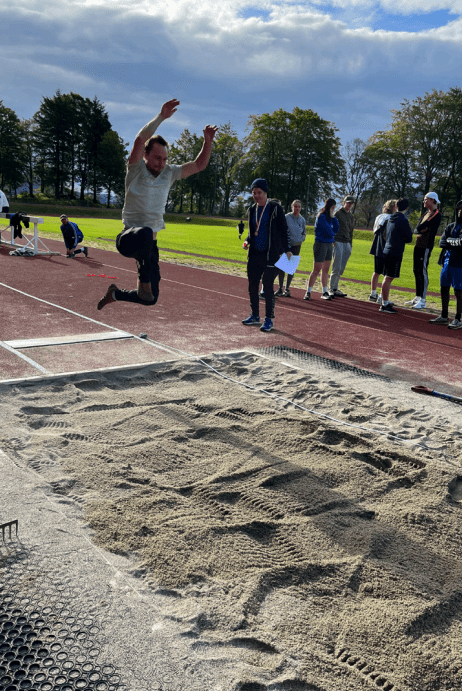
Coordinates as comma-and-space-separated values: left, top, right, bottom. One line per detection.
247, 251, 278, 319
114, 226, 159, 305
413, 246, 431, 299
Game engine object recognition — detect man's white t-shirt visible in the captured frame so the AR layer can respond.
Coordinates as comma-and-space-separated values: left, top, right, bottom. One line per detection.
122, 160, 182, 233
0, 189, 8, 209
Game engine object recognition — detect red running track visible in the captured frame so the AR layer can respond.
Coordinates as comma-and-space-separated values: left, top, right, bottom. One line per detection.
0, 236, 461, 391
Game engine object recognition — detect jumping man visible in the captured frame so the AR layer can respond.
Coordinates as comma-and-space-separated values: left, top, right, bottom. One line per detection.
97, 99, 218, 309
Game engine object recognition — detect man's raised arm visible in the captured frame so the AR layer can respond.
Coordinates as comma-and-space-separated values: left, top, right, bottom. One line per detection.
181, 125, 218, 179
128, 99, 180, 164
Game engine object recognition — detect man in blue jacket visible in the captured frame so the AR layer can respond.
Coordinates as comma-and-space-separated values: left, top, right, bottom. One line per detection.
429, 200, 462, 329
241, 179, 291, 332
379, 198, 413, 314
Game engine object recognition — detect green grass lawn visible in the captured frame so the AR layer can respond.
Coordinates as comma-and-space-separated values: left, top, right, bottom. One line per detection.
30, 214, 445, 310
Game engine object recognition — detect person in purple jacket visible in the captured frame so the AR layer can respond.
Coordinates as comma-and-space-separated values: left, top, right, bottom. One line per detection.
304, 198, 339, 301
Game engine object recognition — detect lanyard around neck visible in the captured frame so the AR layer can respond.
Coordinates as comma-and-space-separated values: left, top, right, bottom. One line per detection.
254, 202, 268, 237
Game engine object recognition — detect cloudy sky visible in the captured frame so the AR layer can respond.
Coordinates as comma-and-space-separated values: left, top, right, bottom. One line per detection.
2, 0, 462, 152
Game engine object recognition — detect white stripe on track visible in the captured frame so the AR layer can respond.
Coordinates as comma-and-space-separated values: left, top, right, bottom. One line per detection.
0, 339, 49, 374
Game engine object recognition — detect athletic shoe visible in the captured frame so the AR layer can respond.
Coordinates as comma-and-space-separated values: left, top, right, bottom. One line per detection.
283, 289, 291, 297
321, 292, 332, 300
368, 294, 378, 302
377, 295, 394, 306
242, 314, 261, 325
448, 318, 462, 330
412, 299, 426, 309
259, 292, 265, 300
380, 303, 398, 314
405, 296, 419, 305
429, 315, 450, 325
83, 246, 88, 257
274, 288, 283, 297
260, 317, 274, 332
331, 289, 347, 297
66, 252, 75, 258
303, 292, 311, 301
97, 283, 117, 310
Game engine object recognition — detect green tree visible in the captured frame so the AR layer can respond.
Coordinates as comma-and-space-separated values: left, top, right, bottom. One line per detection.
0, 102, 25, 193
363, 123, 416, 199
213, 123, 245, 216
245, 107, 344, 213
96, 130, 128, 206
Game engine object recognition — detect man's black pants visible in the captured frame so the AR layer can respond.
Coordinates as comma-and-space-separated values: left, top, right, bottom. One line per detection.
115, 226, 159, 305
247, 250, 278, 319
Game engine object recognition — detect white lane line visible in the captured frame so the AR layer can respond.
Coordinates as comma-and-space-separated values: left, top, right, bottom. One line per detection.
6, 331, 133, 349
0, 340, 49, 374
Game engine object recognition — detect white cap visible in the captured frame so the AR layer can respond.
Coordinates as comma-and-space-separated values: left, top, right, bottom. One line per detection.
424, 192, 440, 204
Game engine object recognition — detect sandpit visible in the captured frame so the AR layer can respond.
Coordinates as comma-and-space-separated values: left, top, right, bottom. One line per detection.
1, 350, 462, 691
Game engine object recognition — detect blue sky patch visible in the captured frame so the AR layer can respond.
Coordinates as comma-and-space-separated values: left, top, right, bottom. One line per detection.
322, 5, 457, 33
240, 6, 272, 21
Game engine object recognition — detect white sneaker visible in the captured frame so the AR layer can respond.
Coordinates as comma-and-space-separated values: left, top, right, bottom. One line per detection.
413, 299, 426, 309
405, 296, 419, 305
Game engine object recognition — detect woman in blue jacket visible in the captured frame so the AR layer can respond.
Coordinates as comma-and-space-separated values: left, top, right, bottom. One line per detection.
304, 199, 339, 300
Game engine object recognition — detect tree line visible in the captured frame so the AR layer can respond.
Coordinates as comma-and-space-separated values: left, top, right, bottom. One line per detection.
1, 87, 462, 221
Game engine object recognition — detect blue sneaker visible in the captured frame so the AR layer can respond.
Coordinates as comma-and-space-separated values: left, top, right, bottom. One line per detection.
260, 317, 273, 332
242, 314, 261, 326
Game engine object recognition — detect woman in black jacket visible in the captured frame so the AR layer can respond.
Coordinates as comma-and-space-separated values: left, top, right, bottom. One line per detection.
406, 192, 441, 310
429, 201, 462, 329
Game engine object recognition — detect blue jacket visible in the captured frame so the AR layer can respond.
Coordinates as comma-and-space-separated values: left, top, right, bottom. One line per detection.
383, 212, 412, 257
314, 213, 339, 243
438, 222, 462, 268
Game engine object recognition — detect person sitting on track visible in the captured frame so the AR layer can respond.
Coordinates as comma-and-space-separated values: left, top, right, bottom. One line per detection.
60, 215, 88, 258
97, 99, 217, 310
429, 200, 462, 329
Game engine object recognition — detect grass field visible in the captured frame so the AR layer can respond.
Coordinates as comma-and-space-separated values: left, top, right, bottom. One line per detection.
19, 212, 448, 311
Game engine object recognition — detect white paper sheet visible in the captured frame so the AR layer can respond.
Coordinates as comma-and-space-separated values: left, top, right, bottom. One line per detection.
274, 254, 301, 275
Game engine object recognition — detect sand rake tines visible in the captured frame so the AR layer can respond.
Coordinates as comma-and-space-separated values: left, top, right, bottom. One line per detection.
0, 519, 18, 541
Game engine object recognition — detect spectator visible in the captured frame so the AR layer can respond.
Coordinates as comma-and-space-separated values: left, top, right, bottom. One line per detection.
369, 199, 398, 303
429, 200, 462, 329
379, 198, 413, 314
0, 189, 8, 213
237, 219, 245, 239
60, 215, 88, 258
329, 195, 355, 297
241, 179, 291, 332
304, 199, 338, 301
274, 199, 306, 297
405, 192, 442, 310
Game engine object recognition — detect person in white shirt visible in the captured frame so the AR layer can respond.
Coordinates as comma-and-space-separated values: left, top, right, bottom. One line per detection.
97, 99, 217, 310
0, 189, 9, 213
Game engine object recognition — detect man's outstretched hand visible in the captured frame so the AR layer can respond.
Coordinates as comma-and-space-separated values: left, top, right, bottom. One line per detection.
161, 99, 180, 120
203, 125, 218, 143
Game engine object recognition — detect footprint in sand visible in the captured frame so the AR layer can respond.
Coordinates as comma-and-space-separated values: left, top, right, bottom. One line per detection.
448, 477, 462, 502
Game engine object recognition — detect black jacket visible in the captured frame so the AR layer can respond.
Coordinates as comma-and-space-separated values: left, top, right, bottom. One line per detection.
415, 209, 441, 250
383, 212, 413, 257
438, 222, 462, 268
245, 200, 290, 264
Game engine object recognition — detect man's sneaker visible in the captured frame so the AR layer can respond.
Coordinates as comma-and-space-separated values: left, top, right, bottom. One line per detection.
332, 289, 347, 297
260, 317, 273, 332
429, 315, 450, 325
405, 296, 419, 305
83, 246, 88, 257
259, 292, 265, 300
66, 252, 75, 258
368, 294, 378, 302
377, 295, 394, 306
321, 292, 332, 300
274, 288, 283, 297
380, 303, 398, 314
283, 289, 291, 297
303, 292, 311, 301
97, 283, 117, 310
242, 314, 261, 326
448, 318, 462, 329
412, 299, 426, 309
